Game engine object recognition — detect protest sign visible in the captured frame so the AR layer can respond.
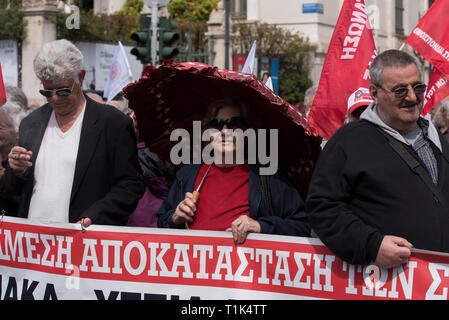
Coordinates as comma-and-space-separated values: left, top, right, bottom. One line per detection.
1, 216, 449, 300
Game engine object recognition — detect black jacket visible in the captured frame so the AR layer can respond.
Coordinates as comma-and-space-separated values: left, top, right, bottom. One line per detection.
3, 96, 145, 225
306, 120, 449, 265
157, 164, 310, 236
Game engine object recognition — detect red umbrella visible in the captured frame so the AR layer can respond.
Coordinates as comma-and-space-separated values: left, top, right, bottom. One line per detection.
123, 60, 321, 198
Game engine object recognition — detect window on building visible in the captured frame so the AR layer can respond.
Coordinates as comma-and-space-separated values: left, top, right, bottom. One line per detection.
78, 0, 94, 11
231, 0, 247, 20
395, 0, 404, 35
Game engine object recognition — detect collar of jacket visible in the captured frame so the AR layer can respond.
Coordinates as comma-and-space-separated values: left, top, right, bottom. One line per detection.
360, 102, 442, 152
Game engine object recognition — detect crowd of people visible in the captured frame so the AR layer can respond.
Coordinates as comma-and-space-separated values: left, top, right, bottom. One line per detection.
2, 39, 449, 271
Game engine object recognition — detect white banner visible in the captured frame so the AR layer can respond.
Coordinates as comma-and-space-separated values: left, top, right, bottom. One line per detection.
2, 216, 449, 301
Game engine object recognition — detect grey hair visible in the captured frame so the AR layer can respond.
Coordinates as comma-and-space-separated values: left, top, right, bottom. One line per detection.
369, 50, 423, 86
33, 39, 84, 83
110, 99, 131, 114
304, 85, 318, 106
5, 86, 28, 112
0, 101, 26, 134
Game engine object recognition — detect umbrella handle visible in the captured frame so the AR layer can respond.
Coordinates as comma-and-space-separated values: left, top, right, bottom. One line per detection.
185, 191, 200, 230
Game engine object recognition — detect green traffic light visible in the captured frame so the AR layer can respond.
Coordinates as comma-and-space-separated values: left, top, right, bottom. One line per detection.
130, 14, 151, 64
131, 31, 149, 43
130, 47, 149, 58
159, 17, 180, 62
161, 32, 179, 43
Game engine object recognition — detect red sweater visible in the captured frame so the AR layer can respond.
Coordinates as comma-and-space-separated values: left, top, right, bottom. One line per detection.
189, 164, 250, 231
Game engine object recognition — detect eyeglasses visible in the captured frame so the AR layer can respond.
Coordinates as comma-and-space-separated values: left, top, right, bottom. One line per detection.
207, 117, 248, 130
39, 83, 75, 98
377, 82, 427, 99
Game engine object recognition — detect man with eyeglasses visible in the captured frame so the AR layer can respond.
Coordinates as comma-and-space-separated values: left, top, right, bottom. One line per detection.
307, 49, 449, 269
2, 39, 145, 227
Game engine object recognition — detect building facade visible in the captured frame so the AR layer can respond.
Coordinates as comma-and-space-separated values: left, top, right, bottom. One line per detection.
2, 0, 436, 102
232, 0, 433, 84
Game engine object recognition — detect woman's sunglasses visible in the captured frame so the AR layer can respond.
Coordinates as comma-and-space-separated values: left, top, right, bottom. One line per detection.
207, 117, 248, 130
39, 83, 75, 98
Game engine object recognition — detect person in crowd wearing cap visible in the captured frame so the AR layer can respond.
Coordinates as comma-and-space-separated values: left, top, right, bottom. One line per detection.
306, 49, 449, 269
2, 39, 145, 227
431, 99, 449, 144
157, 97, 310, 244
346, 87, 374, 123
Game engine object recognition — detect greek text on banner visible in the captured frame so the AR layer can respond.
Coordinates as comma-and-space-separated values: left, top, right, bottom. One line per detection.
1, 216, 449, 300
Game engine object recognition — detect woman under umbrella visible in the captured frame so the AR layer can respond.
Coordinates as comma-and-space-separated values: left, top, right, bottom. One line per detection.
123, 61, 321, 243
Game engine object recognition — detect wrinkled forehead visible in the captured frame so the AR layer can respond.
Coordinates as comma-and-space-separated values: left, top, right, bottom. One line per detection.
215, 105, 241, 119
380, 64, 422, 87
41, 78, 74, 90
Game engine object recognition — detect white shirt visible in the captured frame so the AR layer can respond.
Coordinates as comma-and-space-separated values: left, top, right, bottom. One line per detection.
28, 104, 86, 224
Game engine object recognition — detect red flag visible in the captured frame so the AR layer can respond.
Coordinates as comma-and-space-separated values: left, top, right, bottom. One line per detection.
422, 66, 449, 116
405, 0, 449, 79
0, 63, 6, 107
308, 0, 377, 139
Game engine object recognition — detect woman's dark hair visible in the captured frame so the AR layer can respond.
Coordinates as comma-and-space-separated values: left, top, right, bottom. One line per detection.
202, 96, 251, 131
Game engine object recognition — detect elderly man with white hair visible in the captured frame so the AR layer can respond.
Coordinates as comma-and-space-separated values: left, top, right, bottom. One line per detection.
0, 101, 26, 215
3, 39, 145, 227
0, 101, 25, 161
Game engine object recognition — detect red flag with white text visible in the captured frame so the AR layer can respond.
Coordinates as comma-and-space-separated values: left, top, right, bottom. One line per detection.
405, 0, 449, 79
308, 0, 377, 139
0, 63, 6, 107
422, 66, 449, 116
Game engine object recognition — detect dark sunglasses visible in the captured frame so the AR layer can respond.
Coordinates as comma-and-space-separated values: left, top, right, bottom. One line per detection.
39, 83, 75, 98
207, 117, 248, 130
377, 82, 427, 99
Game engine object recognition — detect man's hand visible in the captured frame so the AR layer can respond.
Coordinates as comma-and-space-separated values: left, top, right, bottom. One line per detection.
76, 217, 93, 227
375, 235, 413, 269
226, 215, 261, 245
172, 192, 197, 225
8, 146, 32, 176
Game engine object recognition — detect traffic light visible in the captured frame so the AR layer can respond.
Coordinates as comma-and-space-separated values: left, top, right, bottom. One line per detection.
131, 15, 151, 64
158, 17, 179, 62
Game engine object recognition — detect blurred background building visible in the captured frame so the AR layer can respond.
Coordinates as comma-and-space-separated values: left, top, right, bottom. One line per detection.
0, 0, 437, 105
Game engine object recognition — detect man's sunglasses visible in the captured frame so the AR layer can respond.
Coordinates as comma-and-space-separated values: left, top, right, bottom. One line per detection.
377, 82, 427, 99
207, 117, 248, 130
39, 83, 75, 98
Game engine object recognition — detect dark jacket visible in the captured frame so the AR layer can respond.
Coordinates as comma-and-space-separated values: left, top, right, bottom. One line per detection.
3, 95, 146, 225
157, 164, 310, 237
306, 119, 449, 265
0, 160, 19, 215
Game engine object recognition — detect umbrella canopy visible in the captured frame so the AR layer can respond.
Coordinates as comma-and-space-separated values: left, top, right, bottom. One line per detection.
123, 60, 321, 198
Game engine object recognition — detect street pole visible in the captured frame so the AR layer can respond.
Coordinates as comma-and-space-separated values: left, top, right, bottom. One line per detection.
224, 0, 230, 70
151, 0, 159, 65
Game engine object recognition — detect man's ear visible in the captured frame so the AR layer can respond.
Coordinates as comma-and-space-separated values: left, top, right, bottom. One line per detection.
369, 84, 379, 104
78, 69, 86, 85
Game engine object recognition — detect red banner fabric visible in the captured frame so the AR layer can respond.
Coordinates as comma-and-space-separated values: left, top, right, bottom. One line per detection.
422, 66, 449, 116
2, 216, 449, 300
307, 0, 377, 140
405, 0, 449, 80
0, 64, 6, 107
